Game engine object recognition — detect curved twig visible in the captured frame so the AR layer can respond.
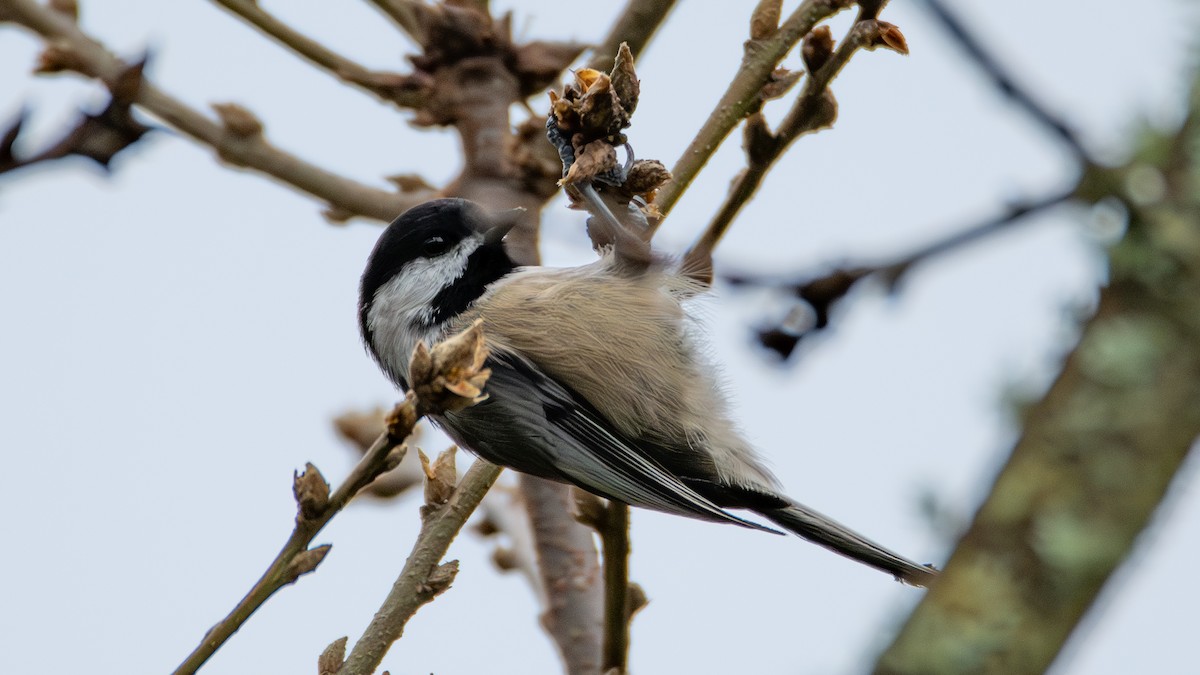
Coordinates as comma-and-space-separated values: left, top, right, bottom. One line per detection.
684, 17, 907, 281
648, 0, 856, 234
337, 457, 504, 675
1, 0, 425, 221
172, 323, 493, 675
211, 0, 426, 109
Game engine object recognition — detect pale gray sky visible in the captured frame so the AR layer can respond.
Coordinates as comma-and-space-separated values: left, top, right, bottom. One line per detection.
2, 1, 1197, 673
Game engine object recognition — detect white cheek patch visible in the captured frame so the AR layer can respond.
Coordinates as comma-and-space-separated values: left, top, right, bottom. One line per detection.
366, 236, 482, 382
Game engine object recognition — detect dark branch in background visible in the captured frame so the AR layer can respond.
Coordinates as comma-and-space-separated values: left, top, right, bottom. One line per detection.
0, 0, 423, 221
725, 188, 1075, 360
919, 0, 1089, 161
877, 86, 1200, 672
173, 322, 495, 675
0, 62, 148, 177
873, 4, 1200, 672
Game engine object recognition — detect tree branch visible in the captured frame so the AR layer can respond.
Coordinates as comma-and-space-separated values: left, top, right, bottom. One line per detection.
586, 0, 678, 70
918, 0, 1089, 161
724, 188, 1075, 359
599, 502, 633, 674
521, 476, 605, 675
875, 71, 1200, 675
0, 0, 425, 221
336, 456, 504, 675
172, 322, 493, 675
684, 16, 907, 281
647, 0, 856, 233
364, 0, 429, 44
211, 0, 427, 109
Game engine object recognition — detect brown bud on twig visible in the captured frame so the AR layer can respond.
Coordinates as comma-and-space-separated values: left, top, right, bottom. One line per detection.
211, 102, 264, 138
48, 0, 78, 21
864, 20, 910, 55
386, 173, 435, 194
547, 42, 640, 167
408, 319, 491, 415
750, 0, 783, 40
571, 486, 609, 530
284, 544, 331, 584
35, 41, 87, 74
293, 462, 331, 521
318, 637, 347, 675
321, 205, 355, 225
424, 560, 459, 595
419, 446, 458, 506
802, 26, 836, 74
627, 581, 649, 619
385, 396, 420, 445
619, 159, 671, 206
759, 68, 804, 103
743, 113, 777, 167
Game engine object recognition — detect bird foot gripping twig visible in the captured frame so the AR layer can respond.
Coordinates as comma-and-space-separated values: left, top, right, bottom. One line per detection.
545, 42, 671, 270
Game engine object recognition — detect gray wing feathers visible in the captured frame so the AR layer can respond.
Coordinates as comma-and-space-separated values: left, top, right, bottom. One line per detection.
439, 350, 779, 533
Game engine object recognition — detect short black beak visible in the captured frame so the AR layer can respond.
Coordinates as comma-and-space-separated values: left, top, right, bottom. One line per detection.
482, 207, 523, 246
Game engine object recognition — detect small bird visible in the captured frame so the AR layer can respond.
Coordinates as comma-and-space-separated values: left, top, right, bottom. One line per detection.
359, 198, 936, 586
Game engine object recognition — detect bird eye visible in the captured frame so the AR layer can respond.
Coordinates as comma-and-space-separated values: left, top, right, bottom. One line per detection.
421, 236, 451, 257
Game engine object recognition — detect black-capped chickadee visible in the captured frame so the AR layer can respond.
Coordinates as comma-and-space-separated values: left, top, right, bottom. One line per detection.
358, 198, 936, 586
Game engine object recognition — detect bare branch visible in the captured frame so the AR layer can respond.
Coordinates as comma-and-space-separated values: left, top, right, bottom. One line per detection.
0, 84, 149, 176
648, 0, 856, 233
172, 322, 494, 675
521, 476, 604, 675
211, 0, 427, 109
1, 0, 424, 221
684, 17, 907, 282
725, 188, 1074, 360
586, 0, 679, 71
876, 68, 1200, 675
338, 455, 504, 675
918, 0, 1089, 161
600, 502, 633, 674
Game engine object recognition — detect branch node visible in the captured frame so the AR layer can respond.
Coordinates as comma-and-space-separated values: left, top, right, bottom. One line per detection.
284, 544, 331, 584
293, 462, 331, 521
318, 636, 348, 675
211, 102, 264, 138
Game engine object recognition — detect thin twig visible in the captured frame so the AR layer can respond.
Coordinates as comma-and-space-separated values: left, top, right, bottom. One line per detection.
586, 0, 679, 70
173, 322, 493, 674
648, 0, 856, 234
338, 458, 504, 675
686, 17, 905, 277
725, 187, 1076, 359
211, 0, 425, 109
1, 0, 424, 221
174, 428, 406, 675
919, 0, 1089, 161
600, 502, 632, 674
364, 0, 429, 44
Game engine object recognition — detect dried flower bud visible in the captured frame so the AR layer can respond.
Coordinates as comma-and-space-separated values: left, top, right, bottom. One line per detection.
211, 102, 263, 138
802, 26, 835, 74
293, 462, 330, 520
